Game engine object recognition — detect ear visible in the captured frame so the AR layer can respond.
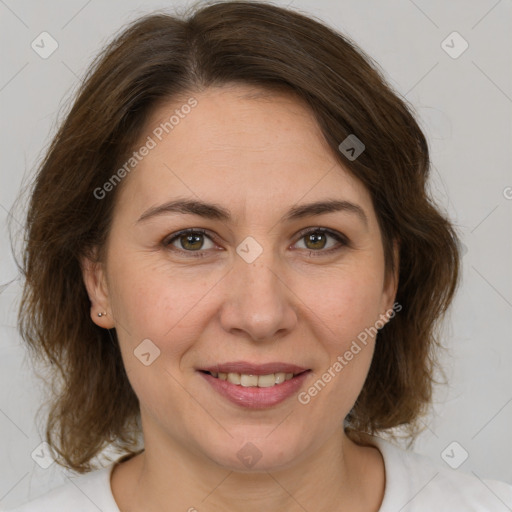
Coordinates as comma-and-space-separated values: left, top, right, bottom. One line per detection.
80, 248, 115, 329
381, 238, 400, 320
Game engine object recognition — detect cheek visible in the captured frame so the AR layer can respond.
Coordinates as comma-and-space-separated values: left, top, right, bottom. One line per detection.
110, 254, 191, 327
107, 259, 208, 416
108, 255, 216, 365
292, 258, 385, 409
297, 259, 385, 345
296, 270, 383, 418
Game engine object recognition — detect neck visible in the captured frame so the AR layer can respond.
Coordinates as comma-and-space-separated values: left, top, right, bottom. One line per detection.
111, 427, 385, 512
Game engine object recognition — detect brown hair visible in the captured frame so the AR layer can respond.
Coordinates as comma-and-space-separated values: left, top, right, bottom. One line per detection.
14, 0, 459, 473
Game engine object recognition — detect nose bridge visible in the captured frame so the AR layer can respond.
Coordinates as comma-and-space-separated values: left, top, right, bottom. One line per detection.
240, 253, 280, 301
236, 244, 283, 312
220, 241, 297, 340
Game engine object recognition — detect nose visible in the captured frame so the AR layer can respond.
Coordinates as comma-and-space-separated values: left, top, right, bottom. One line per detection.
219, 252, 298, 342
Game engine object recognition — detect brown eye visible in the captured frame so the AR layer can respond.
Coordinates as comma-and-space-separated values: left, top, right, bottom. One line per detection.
294, 228, 348, 254
303, 232, 328, 250
177, 233, 205, 251
164, 229, 216, 255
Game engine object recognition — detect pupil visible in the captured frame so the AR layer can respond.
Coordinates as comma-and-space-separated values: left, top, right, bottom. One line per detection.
306, 232, 326, 250
182, 233, 203, 250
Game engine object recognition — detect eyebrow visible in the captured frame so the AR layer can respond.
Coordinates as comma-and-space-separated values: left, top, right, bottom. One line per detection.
136, 198, 368, 228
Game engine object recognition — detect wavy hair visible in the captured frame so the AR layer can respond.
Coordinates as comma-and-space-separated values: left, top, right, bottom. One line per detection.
14, 0, 459, 473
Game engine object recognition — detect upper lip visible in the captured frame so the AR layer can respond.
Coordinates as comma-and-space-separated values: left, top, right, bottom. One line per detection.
199, 361, 310, 376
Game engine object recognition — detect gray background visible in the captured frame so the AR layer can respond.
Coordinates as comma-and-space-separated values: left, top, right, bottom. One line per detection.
0, 0, 511, 508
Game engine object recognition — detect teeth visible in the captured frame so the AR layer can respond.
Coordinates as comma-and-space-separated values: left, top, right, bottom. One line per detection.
209, 371, 297, 387
274, 372, 286, 384
227, 372, 241, 385
240, 374, 259, 387
257, 374, 277, 387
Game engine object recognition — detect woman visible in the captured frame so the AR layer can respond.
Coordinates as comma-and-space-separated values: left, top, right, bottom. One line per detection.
8, 1, 512, 510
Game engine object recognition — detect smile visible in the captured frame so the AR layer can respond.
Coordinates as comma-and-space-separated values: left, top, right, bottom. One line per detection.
198, 365, 311, 409
201, 371, 301, 388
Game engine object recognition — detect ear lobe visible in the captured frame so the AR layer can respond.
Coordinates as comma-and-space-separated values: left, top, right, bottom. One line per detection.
80, 250, 114, 328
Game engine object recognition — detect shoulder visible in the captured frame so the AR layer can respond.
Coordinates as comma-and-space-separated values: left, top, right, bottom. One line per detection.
5, 464, 119, 512
368, 435, 512, 512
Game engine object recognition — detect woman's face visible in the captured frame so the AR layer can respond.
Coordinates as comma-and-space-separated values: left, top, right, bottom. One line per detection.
84, 84, 397, 471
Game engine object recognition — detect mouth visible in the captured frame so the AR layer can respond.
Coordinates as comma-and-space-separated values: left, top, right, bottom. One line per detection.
199, 369, 309, 388
197, 362, 311, 408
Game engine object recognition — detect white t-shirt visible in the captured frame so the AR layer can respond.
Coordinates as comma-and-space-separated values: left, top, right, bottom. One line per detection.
6, 436, 512, 511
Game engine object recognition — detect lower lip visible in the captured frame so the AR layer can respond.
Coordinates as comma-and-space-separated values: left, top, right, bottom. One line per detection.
199, 371, 310, 409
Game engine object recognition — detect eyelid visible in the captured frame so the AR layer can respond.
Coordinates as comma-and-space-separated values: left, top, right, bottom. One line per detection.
293, 226, 348, 244
163, 228, 219, 248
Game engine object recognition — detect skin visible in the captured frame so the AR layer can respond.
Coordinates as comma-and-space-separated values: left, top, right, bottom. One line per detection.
82, 84, 398, 512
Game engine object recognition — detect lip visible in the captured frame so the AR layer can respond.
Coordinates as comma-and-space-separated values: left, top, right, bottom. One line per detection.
199, 361, 309, 375
198, 369, 311, 409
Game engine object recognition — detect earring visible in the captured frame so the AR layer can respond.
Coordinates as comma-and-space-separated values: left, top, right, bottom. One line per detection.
98, 311, 107, 317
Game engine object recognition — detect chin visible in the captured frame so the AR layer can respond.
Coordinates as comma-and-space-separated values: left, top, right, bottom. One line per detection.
201, 427, 311, 473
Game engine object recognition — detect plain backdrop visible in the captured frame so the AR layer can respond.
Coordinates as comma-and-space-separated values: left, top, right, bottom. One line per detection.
0, 0, 511, 508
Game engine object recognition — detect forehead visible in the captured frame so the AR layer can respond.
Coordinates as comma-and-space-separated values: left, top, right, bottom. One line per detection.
115, 84, 374, 223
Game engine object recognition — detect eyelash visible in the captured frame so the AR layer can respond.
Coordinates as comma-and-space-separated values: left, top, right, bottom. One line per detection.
162, 227, 349, 259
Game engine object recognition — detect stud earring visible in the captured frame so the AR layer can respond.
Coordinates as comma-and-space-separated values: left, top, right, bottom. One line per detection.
98, 311, 107, 317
